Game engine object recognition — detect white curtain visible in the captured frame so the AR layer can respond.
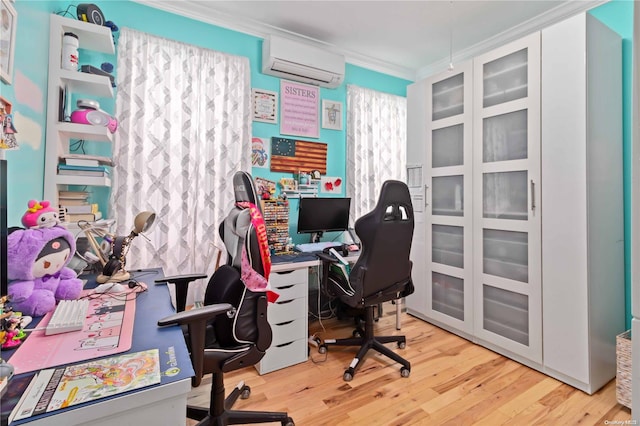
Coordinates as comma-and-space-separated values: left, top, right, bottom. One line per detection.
112, 28, 251, 289
346, 85, 407, 220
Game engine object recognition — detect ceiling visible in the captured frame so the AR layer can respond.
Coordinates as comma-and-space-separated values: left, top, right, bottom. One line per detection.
136, 0, 605, 81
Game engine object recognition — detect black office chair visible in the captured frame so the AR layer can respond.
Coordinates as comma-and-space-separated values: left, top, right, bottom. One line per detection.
318, 180, 414, 381
157, 171, 294, 426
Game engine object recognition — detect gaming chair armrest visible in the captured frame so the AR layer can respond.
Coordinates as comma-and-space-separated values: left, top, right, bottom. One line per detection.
155, 273, 208, 313
316, 252, 338, 263
156, 273, 208, 284
157, 303, 233, 327
158, 303, 233, 387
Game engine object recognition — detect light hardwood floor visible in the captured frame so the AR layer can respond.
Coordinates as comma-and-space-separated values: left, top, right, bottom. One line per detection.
187, 303, 631, 425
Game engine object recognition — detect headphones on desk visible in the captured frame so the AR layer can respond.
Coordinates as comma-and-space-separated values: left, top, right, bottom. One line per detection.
102, 236, 127, 277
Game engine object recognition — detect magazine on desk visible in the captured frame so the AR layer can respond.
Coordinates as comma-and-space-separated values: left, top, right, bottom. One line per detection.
9, 349, 161, 422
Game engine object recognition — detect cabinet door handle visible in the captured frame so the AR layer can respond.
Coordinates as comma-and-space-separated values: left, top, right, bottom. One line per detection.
424, 184, 429, 207
530, 180, 536, 214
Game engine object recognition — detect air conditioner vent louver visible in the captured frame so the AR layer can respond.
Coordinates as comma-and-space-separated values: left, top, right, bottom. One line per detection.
262, 35, 345, 89
270, 59, 335, 84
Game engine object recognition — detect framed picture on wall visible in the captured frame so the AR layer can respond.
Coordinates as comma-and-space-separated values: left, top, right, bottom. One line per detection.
252, 88, 278, 124
322, 100, 343, 131
280, 80, 319, 138
0, 0, 17, 85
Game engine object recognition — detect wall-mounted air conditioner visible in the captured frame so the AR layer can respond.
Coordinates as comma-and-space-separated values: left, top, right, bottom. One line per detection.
262, 35, 345, 89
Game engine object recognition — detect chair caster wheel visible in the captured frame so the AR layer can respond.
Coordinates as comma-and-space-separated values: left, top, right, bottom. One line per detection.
318, 345, 327, 354
398, 341, 406, 349
343, 368, 355, 381
352, 329, 362, 338
400, 367, 410, 378
241, 386, 251, 399
283, 417, 295, 426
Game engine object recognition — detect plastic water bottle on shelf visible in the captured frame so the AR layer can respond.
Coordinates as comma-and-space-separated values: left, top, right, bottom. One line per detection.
61, 32, 79, 71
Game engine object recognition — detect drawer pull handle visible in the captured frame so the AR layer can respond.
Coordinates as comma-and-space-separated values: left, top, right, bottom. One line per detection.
276, 284, 294, 290
275, 270, 294, 275
275, 320, 294, 326
276, 299, 294, 305
275, 341, 294, 348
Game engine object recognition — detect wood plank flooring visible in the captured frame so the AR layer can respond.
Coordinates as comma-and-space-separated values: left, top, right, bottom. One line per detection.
187, 302, 631, 425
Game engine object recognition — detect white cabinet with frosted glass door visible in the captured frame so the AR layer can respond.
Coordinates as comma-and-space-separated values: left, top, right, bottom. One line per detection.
406, 61, 474, 337
472, 33, 542, 364
405, 79, 427, 318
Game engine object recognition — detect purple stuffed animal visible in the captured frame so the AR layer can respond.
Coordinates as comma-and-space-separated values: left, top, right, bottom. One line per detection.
8, 225, 84, 317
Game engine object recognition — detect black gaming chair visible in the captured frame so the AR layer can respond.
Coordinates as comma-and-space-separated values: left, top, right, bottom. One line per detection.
157, 171, 294, 426
318, 180, 414, 381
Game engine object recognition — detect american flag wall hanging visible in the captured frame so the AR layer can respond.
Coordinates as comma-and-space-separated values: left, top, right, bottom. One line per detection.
270, 137, 327, 174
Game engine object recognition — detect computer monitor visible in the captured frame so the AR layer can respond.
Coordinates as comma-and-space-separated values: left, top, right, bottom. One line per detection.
297, 197, 350, 243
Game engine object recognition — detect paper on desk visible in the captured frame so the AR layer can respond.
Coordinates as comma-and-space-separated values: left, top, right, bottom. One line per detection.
10, 349, 161, 421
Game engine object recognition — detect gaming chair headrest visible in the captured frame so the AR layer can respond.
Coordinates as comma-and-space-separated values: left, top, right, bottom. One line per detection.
374, 180, 413, 219
233, 171, 261, 212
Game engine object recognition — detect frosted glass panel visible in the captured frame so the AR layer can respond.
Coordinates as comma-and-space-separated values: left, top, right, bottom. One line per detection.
483, 284, 529, 345
432, 272, 464, 321
432, 72, 464, 121
432, 175, 463, 216
432, 124, 463, 168
432, 224, 463, 268
483, 48, 528, 108
483, 110, 527, 163
483, 171, 527, 220
483, 228, 528, 282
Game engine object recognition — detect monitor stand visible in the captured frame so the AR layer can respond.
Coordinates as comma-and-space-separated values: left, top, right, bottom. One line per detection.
310, 231, 323, 243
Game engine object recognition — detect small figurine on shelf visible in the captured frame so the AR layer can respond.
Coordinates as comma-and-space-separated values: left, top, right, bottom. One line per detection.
7, 200, 83, 317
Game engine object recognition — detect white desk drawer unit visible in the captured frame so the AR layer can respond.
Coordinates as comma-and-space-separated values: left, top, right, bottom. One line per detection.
257, 267, 309, 374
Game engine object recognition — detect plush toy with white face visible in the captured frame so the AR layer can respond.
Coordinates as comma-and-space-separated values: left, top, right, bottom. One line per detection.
7, 225, 84, 317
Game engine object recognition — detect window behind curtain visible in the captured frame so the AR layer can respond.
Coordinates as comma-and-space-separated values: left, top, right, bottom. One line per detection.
346, 85, 407, 221
113, 28, 251, 305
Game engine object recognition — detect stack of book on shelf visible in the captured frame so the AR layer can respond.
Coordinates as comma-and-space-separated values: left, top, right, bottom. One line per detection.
58, 190, 102, 222
58, 154, 113, 178
57, 164, 110, 177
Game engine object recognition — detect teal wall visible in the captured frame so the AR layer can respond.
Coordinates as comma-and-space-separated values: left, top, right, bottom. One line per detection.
1, 1, 634, 321
2, 0, 410, 238
589, 0, 634, 328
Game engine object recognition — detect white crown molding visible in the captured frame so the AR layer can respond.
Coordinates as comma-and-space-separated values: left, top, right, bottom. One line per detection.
133, 0, 605, 83
132, 0, 416, 80
416, 0, 606, 80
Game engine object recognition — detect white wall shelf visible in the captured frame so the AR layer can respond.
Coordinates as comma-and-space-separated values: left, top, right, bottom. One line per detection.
58, 69, 114, 98
58, 122, 114, 142
56, 174, 111, 187
54, 14, 115, 53
44, 14, 116, 210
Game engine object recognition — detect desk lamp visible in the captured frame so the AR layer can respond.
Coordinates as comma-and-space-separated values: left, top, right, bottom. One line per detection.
93, 211, 155, 283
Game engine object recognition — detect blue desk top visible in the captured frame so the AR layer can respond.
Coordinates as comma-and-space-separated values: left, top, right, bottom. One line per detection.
4, 267, 194, 424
